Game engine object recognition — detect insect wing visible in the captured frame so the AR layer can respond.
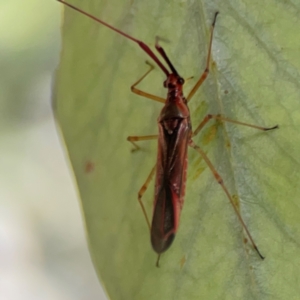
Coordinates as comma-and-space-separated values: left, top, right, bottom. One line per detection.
151, 118, 190, 253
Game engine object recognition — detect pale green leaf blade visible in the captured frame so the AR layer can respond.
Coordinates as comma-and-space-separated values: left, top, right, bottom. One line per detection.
54, 0, 300, 299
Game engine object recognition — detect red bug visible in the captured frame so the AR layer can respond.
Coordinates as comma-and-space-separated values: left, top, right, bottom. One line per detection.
57, 1, 278, 266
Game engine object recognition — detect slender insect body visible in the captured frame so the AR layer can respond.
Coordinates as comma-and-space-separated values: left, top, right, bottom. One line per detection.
152, 82, 191, 253
58, 1, 278, 266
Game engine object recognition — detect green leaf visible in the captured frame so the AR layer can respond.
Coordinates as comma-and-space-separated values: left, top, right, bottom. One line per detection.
54, 0, 300, 299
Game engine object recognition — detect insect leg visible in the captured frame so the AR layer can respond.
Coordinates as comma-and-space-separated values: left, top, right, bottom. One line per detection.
193, 114, 278, 137
189, 139, 264, 259
127, 136, 157, 230
131, 62, 165, 103
127, 135, 158, 151
137, 165, 156, 230
187, 12, 219, 102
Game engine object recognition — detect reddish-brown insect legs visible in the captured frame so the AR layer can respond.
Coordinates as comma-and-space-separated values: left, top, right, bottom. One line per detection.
126, 10, 277, 262
130, 61, 165, 104
58, 1, 278, 265
187, 12, 218, 102
182, 12, 277, 259
193, 114, 278, 137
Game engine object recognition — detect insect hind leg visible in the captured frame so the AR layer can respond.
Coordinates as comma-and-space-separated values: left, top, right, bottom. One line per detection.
137, 165, 156, 231
188, 139, 264, 260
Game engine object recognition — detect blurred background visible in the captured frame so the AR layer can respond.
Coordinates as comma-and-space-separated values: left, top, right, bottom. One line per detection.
0, 1, 107, 299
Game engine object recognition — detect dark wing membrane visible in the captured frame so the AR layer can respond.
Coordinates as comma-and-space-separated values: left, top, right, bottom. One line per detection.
151, 183, 176, 253
151, 118, 190, 254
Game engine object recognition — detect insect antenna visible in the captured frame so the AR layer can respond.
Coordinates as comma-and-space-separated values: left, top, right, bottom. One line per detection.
57, 0, 170, 76
155, 37, 179, 76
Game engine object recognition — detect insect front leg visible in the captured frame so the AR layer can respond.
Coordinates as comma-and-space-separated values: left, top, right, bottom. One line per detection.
187, 12, 219, 102
188, 139, 264, 259
131, 61, 165, 103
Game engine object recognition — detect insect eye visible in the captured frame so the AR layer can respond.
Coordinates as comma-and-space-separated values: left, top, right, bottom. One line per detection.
163, 80, 167, 88
178, 78, 185, 85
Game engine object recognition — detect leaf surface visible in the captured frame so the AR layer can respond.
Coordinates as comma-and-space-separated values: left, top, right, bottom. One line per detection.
54, 0, 300, 299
